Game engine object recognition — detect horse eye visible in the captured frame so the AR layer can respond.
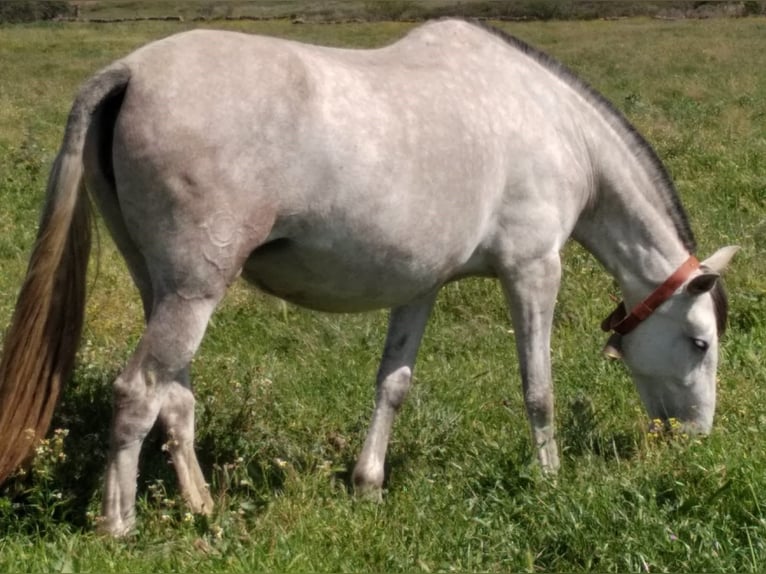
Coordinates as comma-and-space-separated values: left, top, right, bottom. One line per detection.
691, 338, 709, 352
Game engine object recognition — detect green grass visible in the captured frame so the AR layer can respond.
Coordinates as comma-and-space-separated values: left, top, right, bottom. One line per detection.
0, 15, 764, 573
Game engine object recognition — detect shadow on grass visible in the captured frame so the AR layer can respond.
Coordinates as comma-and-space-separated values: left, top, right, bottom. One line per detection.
2, 377, 648, 534
0, 369, 116, 534
0, 368, 287, 535
0, 389, 294, 536
346, 451, 414, 495
559, 395, 641, 463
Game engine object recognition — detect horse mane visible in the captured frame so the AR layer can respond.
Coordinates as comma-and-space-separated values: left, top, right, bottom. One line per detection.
468, 19, 697, 254
467, 20, 732, 334
711, 280, 729, 336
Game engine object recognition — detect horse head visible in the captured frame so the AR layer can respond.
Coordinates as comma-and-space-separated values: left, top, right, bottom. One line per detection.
603, 246, 739, 432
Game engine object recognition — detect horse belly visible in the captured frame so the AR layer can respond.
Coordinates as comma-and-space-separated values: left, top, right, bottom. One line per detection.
241, 238, 449, 312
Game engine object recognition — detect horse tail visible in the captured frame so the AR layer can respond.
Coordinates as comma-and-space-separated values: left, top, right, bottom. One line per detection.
0, 64, 131, 484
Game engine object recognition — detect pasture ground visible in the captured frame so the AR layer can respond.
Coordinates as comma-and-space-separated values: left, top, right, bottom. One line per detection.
0, 15, 764, 573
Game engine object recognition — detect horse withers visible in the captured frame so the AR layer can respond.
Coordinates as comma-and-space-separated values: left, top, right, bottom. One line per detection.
0, 20, 736, 535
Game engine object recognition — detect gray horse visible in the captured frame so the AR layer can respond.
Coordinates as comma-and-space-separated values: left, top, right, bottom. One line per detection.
0, 20, 736, 535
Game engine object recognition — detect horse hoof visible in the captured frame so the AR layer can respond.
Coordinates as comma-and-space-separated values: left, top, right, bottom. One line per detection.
351, 462, 384, 495
95, 516, 135, 538
537, 439, 561, 474
353, 483, 383, 502
183, 490, 214, 516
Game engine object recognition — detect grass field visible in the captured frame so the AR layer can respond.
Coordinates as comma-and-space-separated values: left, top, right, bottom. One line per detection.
0, 15, 765, 573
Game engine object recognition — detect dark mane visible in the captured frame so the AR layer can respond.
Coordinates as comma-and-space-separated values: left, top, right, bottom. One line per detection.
711, 280, 729, 336
469, 19, 697, 254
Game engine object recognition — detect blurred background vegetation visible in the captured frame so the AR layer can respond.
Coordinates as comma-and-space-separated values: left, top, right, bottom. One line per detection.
2, 0, 766, 23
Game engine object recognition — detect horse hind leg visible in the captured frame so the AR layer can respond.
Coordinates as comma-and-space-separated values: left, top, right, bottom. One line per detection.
352, 292, 436, 497
97, 208, 273, 534
85, 166, 214, 531
157, 368, 214, 516
85, 158, 161, 535
99, 291, 220, 536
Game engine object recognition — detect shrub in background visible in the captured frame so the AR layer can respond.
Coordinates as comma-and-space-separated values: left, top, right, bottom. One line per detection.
0, 0, 74, 23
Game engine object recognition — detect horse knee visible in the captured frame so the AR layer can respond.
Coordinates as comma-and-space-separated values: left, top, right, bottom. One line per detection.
378, 366, 412, 411
524, 383, 554, 420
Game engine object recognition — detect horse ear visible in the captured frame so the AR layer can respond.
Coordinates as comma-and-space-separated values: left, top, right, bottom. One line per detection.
686, 272, 719, 296
602, 332, 623, 360
699, 245, 740, 274
687, 245, 740, 296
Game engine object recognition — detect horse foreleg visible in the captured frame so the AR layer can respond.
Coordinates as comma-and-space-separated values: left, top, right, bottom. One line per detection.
352, 292, 436, 497
99, 294, 218, 536
498, 252, 561, 473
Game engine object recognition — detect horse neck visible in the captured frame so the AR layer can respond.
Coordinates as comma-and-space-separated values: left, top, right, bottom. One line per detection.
572, 130, 692, 308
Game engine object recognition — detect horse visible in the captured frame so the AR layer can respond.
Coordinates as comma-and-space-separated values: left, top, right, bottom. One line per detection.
0, 19, 737, 536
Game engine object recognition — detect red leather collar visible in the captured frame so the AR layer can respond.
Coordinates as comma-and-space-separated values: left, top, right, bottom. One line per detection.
601, 255, 700, 336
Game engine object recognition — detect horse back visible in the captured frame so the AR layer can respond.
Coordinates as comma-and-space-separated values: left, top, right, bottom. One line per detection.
108, 22, 591, 309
